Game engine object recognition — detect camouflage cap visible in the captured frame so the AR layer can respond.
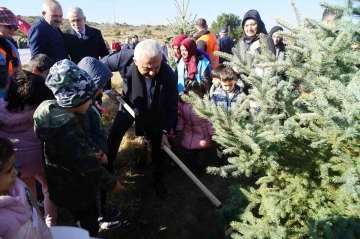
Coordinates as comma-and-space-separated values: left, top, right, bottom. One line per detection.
46, 59, 97, 108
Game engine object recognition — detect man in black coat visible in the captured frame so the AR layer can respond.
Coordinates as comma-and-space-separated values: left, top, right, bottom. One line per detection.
63, 7, 109, 64
217, 26, 235, 64
101, 40, 178, 198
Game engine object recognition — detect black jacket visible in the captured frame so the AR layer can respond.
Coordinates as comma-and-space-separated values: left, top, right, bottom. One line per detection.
28, 17, 68, 62
101, 50, 178, 137
217, 36, 235, 64
101, 49, 134, 95
64, 25, 109, 64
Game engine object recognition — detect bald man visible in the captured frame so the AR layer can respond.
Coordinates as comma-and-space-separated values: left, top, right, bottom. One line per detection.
28, 0, 68, 62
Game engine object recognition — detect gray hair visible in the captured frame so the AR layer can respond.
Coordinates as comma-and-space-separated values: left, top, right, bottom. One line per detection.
42, 0, 61, 12
134, 39, 162, 61
67, 7, 85, 19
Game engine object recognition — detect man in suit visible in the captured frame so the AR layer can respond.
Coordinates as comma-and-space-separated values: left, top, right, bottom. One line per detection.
101, 40, 178, 198
64, 7, 109, 64
28, 0, 68, 62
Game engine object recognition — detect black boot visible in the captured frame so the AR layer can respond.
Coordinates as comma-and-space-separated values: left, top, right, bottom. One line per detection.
153, 181, 167, 198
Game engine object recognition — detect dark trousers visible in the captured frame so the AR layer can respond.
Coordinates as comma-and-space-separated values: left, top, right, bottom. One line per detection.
187, 149, 205, 167
107, 107, 135, 174
70, 202, 99, 237
107, 106, 166, 181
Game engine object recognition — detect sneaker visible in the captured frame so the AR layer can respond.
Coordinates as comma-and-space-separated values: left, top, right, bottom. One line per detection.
103, 207, 121, 220
98, 217, 121, 230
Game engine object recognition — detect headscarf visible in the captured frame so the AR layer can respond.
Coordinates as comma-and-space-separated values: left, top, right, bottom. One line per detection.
242, 9, 268, 43
269, 26, 284, 38
172, 34, 187, 59
180, 38, 197, 79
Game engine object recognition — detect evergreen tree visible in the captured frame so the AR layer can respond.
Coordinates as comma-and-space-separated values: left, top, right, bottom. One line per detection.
167, 0, 197, 69
183, 0, 360, 238
211, 13, 243, 41
167, 0, 197, 37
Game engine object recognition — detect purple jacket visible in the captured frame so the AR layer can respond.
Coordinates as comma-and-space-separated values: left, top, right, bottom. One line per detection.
0, 178, 51, 239
176, 101, 215, 149
0, 99, 44, 178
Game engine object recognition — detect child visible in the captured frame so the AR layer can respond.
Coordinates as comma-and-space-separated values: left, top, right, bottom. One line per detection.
176, 80, 215, 174
77, 57, 121, 230
28, 54, 55, 210
211, 66, 243, 110
0, 137, 52, 239
28, 54, 55, 80
211, 66, 243, 165
0, 70, 57, 227
33, 59, 125, 237
209, 64, 225, 97
28, 54, 55, 101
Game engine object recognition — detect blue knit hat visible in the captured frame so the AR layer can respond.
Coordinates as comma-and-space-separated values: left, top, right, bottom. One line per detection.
46, 59, 97, 108
77, 57, 113, 91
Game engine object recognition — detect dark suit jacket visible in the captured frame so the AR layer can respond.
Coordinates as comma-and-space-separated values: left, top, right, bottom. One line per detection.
101, 50, 178, 136
28, 17, 68, 62
64, 25, 109, 64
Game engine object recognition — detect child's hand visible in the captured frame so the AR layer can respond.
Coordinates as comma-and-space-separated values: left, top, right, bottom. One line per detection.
112, 180, 125, 193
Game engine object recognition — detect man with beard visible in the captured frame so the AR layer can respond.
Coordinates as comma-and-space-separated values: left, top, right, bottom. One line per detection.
28, 0, 68, 62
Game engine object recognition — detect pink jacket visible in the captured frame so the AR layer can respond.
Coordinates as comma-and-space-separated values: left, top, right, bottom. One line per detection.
0, 178, 52, 239
0, 98, 44, 178
176, 102, 215, 149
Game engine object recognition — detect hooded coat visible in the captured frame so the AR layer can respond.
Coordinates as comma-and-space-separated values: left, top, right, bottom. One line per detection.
33, 100, 117, 210
0, 98, 44, 178
77, 57, 113, 155
269, 26, 286, 58
238, 10, 276, 57
176, 101, 215, 149
0, 178, 51, 239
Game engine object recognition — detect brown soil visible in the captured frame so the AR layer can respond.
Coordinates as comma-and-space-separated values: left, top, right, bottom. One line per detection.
56, 123, 239, 239
56, 77, 239, 239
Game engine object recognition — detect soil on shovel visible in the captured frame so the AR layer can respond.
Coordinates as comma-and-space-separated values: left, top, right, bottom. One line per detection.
56, 125, 240, 239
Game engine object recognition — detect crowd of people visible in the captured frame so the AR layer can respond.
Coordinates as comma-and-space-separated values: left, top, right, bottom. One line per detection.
0, 0, 299, 237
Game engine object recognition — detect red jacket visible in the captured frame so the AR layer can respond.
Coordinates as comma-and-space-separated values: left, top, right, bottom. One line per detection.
176, 101, 215, 149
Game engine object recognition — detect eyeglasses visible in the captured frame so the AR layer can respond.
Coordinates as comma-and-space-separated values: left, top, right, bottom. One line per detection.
244, 23, 257, 29
4, 25, 18, 31
70, 18, 84, 23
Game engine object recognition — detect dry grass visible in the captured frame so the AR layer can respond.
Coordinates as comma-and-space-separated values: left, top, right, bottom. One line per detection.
15, 16, 172, 44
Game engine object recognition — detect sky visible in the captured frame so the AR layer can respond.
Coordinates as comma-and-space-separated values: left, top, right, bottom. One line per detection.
2, 0, 343, 29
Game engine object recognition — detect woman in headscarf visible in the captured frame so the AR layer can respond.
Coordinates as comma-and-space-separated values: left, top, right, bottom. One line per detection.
175, 38, 212, 93
239, 9, 275, 56
269, 26, 286, 58
172, 34, 188, 60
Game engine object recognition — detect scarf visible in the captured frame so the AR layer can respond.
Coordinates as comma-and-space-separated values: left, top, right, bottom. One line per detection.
180, 38, 197, 79
131, 62, 163, 136
241, 9, 268, 44
172, 34, 187, 60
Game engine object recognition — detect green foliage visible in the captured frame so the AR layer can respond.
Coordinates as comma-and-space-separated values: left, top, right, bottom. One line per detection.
183, 0, 360, 238
167, 0, 197, 37
211, 13, 243, 41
